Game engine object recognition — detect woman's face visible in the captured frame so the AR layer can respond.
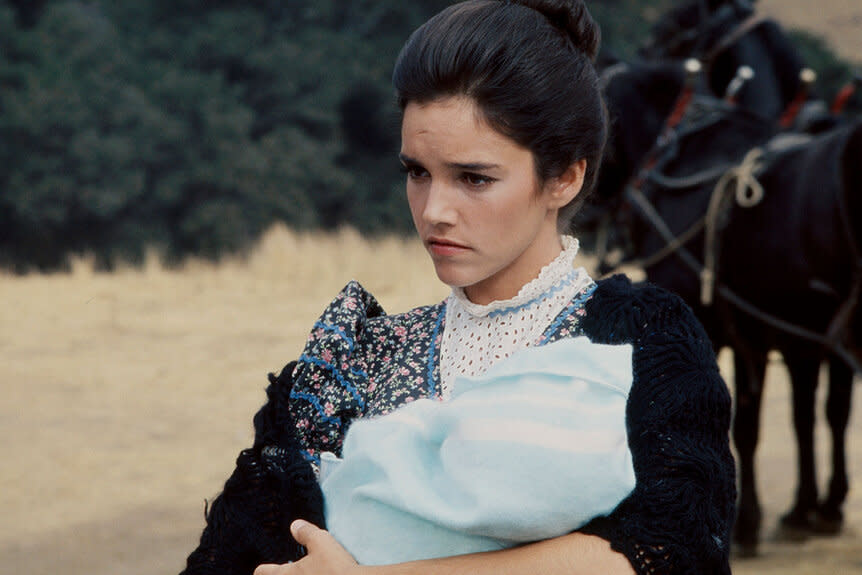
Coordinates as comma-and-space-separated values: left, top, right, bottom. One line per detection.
401, 96, 582, 305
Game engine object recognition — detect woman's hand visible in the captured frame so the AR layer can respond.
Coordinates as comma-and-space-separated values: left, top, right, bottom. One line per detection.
254, 520, 362, 575
255, 524, 634, 575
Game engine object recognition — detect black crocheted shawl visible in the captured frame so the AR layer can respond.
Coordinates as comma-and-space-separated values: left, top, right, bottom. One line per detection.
180, 274, 736, 575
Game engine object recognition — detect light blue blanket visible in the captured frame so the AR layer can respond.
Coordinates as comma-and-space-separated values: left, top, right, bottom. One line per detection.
320, 337, 635, 565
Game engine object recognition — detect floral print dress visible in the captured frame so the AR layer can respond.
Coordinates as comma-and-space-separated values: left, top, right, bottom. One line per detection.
289, 278, 596, 469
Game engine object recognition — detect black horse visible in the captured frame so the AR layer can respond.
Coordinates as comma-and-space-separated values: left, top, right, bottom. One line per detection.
641, 106, 861, 556
593, 55, 861, 555
590, 0, 861, 554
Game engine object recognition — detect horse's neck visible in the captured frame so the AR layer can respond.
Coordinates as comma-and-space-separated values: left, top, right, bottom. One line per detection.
842, 123, 862, 260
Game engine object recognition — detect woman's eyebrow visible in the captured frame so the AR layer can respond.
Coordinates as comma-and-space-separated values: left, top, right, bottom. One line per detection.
398, 154, 499, 171
398, 153, 421, 166
446, 161, 501, 171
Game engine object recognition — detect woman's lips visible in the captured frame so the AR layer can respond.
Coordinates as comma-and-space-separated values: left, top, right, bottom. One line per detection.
427, 237, 470, 256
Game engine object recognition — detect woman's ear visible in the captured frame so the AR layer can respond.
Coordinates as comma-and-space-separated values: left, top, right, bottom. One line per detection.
545, 159, 586, 209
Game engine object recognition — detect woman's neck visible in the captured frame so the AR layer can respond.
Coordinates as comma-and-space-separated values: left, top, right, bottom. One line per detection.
462, 229, 564, 305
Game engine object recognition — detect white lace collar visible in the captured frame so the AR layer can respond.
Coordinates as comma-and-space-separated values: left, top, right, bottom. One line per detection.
450, 235, 581, 318
439, 236, 592, 399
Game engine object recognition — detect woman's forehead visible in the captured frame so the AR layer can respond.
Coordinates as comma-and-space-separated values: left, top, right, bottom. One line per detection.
400, 97, 529, 163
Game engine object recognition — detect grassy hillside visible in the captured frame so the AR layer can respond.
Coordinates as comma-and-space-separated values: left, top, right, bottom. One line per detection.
1, 227, 861, 574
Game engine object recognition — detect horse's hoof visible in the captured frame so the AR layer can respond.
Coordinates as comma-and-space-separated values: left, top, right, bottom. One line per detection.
776, 509, 814, 541
774, 524, 810, 542
811, 507, 844, 535
811, 516, 843, 535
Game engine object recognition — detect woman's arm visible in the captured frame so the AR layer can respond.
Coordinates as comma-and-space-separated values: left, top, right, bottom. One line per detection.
181, 362, 326, 574
254, 520, 635, 575
576, 278, 737, 574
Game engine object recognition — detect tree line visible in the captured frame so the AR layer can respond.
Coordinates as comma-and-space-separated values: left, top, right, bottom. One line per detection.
0, 0, 855, 271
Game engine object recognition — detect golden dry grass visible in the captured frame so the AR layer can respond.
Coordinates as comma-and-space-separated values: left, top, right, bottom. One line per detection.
1, 225, 860, 574
0, 226, 449, 574
759, 0, 862, 64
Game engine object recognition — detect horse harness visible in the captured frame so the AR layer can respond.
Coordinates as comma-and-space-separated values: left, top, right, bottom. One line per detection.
605, 99, 862, 373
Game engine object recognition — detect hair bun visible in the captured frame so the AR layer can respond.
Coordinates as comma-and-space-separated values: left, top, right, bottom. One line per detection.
513, 0, 600, 60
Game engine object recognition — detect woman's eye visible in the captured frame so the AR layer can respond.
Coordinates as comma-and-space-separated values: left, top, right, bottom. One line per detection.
463, 173, 494, 187
400, 165, 429, 180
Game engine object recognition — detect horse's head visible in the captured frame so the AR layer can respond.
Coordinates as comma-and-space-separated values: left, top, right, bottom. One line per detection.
641, 0, 804, 122
641, 0, 756, 60
597, 60, 687, 204
573, 60, 687, 247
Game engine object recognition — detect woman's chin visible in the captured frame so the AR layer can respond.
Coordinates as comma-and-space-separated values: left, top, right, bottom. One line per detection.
432, 266, 477, 291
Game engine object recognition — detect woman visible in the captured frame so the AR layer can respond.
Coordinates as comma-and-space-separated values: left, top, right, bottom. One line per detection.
181, 1, 736, 574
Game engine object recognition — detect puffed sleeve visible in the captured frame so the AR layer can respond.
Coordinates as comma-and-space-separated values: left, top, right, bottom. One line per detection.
180, 281, 384, 574
289, 280, 386, 466
577, 276, 736, 575
180, 361, 325, 574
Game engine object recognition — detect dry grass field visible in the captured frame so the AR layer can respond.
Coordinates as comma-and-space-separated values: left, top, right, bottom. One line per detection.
1, 225, 861, 575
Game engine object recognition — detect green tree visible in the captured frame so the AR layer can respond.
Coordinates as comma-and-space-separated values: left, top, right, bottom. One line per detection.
0, 0, 856, 271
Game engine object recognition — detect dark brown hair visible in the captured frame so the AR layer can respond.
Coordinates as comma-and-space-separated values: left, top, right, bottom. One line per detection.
392, 0, 607, 227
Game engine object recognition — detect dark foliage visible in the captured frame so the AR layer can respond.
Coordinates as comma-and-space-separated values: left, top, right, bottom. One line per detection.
0, 0, 855, 271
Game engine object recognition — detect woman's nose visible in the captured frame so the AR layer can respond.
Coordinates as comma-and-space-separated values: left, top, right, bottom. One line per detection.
422, 182, 458, 226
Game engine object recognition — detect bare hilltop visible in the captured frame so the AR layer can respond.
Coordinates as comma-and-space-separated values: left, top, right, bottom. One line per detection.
759, 0, 861, 64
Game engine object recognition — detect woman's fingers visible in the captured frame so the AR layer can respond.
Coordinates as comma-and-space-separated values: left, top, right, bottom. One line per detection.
253, 520, 358, 575
291, 519, 340, 551
290, 519, 319, 547
253, 564, 289, 575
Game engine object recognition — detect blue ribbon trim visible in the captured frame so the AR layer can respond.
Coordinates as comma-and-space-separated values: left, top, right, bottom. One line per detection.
486, 270, 578, 318
427, 305, 446, 398
297, 354, 366, 410
312, 321, 356, 353
289, 390, 343, 426
300, 449, 321, 467
537, 282, 597, 346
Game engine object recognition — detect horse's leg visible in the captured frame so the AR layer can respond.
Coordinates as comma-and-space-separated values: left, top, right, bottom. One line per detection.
732, 345, 768, 556
779, 351, 820, 532
815, 355, 853, 533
